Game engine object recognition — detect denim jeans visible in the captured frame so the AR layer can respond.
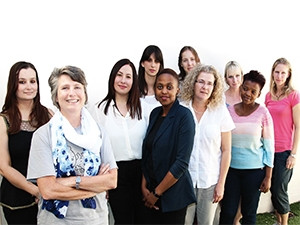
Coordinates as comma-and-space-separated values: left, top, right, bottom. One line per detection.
220, 167, 265, 224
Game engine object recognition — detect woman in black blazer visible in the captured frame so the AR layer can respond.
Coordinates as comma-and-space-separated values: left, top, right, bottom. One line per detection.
141, 68, 196, 224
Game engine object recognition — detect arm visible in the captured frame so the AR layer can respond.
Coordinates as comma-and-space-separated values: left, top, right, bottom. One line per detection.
37, 176, 97, 201
0, 117, 39, 199
143, 171, 178, 209
260, 109, 274, 192
56, 164, 117, 193
214, 131, 231, 203
260, 166, 272, 193
286, 103, 300, 169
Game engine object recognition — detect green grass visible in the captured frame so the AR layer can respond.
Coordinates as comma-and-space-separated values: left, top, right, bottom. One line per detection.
256, 202, 300, 225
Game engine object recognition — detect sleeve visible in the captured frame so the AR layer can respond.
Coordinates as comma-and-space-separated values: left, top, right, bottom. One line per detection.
169, 108, 195, 179
262, 107, 275, 168
99, 125, 118, 170
291, 91, 300, 107
27, 124, 56, 183
264, 92, 271, 107
221, 104, 235, 132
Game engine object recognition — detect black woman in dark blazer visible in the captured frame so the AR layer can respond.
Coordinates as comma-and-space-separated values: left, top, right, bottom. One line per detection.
141, 68, 196, 224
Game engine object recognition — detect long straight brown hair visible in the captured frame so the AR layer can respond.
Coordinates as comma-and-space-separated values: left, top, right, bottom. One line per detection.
1, 61, 50, 133
99, 58, 142, 120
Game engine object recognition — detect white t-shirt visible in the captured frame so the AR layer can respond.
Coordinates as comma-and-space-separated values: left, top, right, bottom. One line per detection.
27, 123, 117, 225
185, 101, 235, 188
91, 99, 150, 162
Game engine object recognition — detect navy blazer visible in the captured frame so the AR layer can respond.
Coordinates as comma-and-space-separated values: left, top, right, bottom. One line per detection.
142, 99, 196, 212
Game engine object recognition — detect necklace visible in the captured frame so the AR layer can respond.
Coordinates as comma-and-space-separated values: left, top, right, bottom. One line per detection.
192, 105, 206, 114
275, 92, 283, 100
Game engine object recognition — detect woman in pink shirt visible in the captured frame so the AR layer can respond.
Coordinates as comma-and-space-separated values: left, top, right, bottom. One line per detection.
265, 58, 300, 225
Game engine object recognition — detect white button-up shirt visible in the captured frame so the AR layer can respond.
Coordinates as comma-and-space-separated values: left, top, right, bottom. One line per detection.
91, 100, 150, 162
185, 101, 235, 188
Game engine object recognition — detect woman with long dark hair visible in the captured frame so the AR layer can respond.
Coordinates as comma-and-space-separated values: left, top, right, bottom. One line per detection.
0, 61, 52, 224
93, 59, 149, 224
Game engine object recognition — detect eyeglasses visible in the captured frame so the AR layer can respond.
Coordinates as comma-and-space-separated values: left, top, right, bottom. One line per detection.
195, 79, 214, 88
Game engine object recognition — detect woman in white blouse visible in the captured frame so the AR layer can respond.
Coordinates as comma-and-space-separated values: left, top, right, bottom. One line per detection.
181, 64, 235, 225
92, 59, 149, 224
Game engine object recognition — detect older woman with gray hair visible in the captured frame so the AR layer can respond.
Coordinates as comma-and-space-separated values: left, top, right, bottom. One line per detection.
181, 64, 235, 225
27, 66, 117, 224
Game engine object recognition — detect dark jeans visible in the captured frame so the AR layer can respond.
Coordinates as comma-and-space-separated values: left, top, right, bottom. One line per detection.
271, 150, 293, 214
142, 199, 187, 225
108, 159, 145, 225
220, 167, 265, 225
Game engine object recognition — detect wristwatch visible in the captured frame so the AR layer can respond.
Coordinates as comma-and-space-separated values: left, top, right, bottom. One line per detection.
75, 176, 81, 189
153, 190, 161, 198
290, 153, 296, 159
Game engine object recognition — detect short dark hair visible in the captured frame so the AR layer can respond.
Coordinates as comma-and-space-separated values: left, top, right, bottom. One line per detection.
155, 68, 179, 87
243, 70, 266, 91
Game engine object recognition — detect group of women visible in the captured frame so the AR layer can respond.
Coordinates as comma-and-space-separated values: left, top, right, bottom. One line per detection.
0, 45, 299, 225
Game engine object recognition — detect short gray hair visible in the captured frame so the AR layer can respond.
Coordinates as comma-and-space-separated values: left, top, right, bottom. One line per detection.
48, 66, 88, 109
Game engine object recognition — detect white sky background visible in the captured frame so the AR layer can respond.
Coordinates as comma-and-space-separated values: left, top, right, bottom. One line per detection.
0, 0, 299, 110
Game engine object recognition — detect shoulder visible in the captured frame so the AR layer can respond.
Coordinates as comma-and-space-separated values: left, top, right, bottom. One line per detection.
0, 114, 8, 134
47, 108, 55, 117
33, 122, 51, 138
288, 90, 300, 102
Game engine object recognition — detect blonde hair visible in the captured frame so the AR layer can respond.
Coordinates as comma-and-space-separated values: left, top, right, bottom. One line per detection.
181, 64, 224, 109
269, 57, 294, 97
224, 61, 243, 85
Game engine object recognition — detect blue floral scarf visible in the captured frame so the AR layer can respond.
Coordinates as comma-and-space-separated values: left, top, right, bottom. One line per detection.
43, 107, 102, 218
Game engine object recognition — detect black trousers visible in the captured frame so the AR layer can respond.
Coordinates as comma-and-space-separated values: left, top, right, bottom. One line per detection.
142, 199, 187, 225
3, 204, 38, 225
109, 159, 145, 225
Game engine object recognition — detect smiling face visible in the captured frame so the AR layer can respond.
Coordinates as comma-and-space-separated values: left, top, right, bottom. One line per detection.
16, 68, 38, 102
194, 72, 215, 102
155, 73, 179, 112
56, 74, 86, 115
240, 80, 261, 105
114, 64, 133, 97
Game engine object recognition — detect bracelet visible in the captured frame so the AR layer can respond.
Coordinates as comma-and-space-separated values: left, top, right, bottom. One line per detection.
290, 153, 296, 159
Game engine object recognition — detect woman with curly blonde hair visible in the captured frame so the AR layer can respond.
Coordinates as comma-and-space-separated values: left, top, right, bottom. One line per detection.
181, 64, 235, 225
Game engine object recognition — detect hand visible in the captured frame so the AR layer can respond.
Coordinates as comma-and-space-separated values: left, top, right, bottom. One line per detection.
286, 156, 296, 170
143, 191, 159, 210
259, 177, 271, 193
213, 183, 224, 203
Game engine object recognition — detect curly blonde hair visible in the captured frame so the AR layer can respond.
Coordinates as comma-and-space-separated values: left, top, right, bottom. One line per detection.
181, 64, 224, 109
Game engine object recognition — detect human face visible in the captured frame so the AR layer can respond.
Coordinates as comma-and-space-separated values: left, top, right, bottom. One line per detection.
181, 50, 197, 73
194, 72, 215, 102
155, 73, 179, 110
273, 64, 289, 88
240, 80, 261, 105
142, 53, 161, 77
56, 75, 86, 115
226, 67, 242, 89
16, 68, 38, 102
114, 64, 133, 97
